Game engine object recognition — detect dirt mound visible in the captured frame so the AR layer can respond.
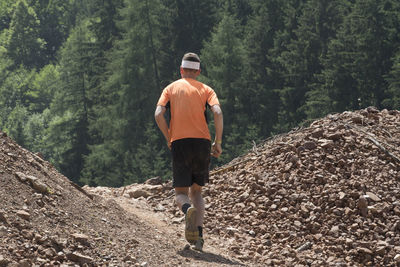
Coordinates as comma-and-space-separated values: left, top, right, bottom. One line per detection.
0, 130, 244, 266
0, 131, 150, 266
122, 107, 400, 266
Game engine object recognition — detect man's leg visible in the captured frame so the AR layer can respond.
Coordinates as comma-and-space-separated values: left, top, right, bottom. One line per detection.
175, 187, 190, 211
189, 183, 205, 251
175, 187, 198, 244
189, 183, 204, 229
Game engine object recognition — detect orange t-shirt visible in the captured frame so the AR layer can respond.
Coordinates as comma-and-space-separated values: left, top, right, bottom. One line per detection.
157, 78, 220, 142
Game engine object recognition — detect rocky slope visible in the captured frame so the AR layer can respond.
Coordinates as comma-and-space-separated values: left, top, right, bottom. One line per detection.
1, 107, 400, 266
0, 130, 154, 266
1, 130, 244, 266
119, 107, 400, 266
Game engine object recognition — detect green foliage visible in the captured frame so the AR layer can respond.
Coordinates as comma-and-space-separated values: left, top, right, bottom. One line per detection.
45, 111, 81, 181
157, 0, 220, 86
82, 0, 170, 186
0, 66, 36, 118
28, 64, 59, 113
6, 0, 46, 69
201, 12, 248, 163
23, 109, 51, 155
0, 0, 14, 30
309, 0, 400, 115
384, 51, 400, 109
46, 23, 95, 183
28, 0, 75, 64
3, 105, 29, 146
1, 0, 400, 187
129, 122, 171, 184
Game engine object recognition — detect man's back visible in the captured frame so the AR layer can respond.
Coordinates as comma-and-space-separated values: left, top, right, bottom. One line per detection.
158, 78, 219, 142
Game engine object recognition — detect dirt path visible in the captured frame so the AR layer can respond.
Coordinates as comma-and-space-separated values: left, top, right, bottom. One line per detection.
107, 194, 248, 267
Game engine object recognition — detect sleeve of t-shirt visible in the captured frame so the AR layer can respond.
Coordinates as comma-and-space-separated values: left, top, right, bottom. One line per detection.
207, 87, 220, 106
157, 87, 169, 106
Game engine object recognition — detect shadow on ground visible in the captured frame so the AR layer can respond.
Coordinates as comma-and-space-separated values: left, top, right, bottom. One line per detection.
177, 247, 246, 266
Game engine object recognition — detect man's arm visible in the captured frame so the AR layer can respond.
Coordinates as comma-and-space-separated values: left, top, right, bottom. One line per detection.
154, 105, 171, 148
211, 104, 223, 157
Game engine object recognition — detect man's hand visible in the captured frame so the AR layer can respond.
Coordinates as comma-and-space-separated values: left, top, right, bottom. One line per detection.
211, 142, 222, 158
211, 105, 223, 158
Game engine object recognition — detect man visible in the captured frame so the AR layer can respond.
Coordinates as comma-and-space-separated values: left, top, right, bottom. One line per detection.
154, 52, 223, 251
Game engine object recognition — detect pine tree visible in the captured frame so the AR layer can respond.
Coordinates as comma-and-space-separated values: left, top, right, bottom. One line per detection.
272, 0, 349, 131
384, 50, 400, 110
3, 104, 29, 146
82, 0, 170, 186
201, 9, 252, 164
313, 0, 400, 115
46, 24, 94, 183
27, 0, 74, 64
6, 0, 46, 69
158, 0, 219, 86
242, 0, 287, 136
0, 0, 14, 31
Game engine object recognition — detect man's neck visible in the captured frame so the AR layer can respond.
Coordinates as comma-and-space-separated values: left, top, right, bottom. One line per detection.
181, 74, 197, 79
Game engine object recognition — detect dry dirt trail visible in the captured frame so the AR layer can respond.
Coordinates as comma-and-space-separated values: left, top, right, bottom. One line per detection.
0, 128, 251, 266
86, 187, 249, 267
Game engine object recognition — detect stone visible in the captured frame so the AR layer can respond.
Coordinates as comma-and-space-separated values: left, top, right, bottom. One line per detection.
395, 254, 400, 263
327, 133, 342, 141
330, 225, 339, 234
351, 116, 363, 124
144, 176, 162, 185
366, 106, 379, 113
0, 226, 7, 237
71, 233, 90, 246
0, 255, 10, 266
311, 129, 324, 138
296, 241, 312, 252
304, 141, 317, 150
0, 211, 8, 225
66, 252, 93, 264
21, 229, 34, 240
32, 179, 49, 194
319, 139, 334, 149
357, 247, 373, 255
128, 189, 150, 199
366, 192, 380, 202
15, 172, 27, 182
18, 259, 30, 267
357, 196, 368, 217
16, 210, 30, 221
375, 246, 386, 256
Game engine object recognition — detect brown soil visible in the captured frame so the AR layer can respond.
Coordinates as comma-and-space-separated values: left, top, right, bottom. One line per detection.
1, 107, 400, 266
0, 126, 246, 266
89, 107, 400, 266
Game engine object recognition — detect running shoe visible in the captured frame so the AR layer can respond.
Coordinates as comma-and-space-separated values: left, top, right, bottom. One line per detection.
185, 207, 198, 244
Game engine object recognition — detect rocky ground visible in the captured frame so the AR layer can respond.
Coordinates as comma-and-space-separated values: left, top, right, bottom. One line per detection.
0, 130, 243, 266
1, 107, 400, 266
95, 107, 400, 266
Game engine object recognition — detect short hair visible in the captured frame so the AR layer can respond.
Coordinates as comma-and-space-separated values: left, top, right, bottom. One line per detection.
182, 52, 200, 63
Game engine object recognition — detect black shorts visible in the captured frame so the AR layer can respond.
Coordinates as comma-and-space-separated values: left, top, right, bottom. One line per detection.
171, 138, 211, 187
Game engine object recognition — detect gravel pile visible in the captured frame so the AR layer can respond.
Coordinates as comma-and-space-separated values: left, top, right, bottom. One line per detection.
0, 131, 163, 266
141, 107, 400, 266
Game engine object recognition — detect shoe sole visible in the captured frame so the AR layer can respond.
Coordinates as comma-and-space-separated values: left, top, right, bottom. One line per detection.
192, 239, 204, 251
185, 207, 198, 244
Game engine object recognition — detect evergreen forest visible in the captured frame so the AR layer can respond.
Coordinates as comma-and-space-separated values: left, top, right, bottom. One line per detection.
1, 0, 399, 186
